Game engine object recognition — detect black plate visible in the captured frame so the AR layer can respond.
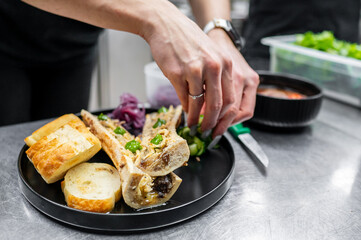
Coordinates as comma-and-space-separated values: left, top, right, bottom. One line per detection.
17, 112, 235, 232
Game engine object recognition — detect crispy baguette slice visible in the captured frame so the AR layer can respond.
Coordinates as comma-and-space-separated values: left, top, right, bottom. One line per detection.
81, 110, 182, 209
136, 105, 189, 176
25, 114, 101, 184
25, 114, 79, 147
61, 162, 121, 213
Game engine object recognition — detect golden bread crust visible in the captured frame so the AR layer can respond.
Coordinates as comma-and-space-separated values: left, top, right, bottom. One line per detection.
24, 114, 79, 147
66, 194, 114, 213
61, 163, 121, 213
25, 114, 101, 184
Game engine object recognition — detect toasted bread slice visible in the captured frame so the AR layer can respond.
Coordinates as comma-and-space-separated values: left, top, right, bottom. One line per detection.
81, 110, 182, 209
25, 114, 79, 147
25, 114, 101, 184
61, 162, 121, 213
136, 105, 189, 176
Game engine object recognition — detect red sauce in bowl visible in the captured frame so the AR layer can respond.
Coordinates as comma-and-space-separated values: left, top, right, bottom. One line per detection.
257, 87, 306, 99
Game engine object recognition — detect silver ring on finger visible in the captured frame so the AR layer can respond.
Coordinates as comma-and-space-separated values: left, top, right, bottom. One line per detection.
188, 91, 205, 100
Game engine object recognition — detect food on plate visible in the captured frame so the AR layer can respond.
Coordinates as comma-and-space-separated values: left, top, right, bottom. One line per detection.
178, 127, 206, 156
125, 139, 142, 154
121, 156, 182, 209
24, 113, 79, 147
135, 105, 190, 176
24, 114, 101, 184
81, 109, 182, 209
61, 162, 121, 213
24, 103, 191, 210
177, 115, 213, 157
109, 93, 145, 136
257, 86, 306, 99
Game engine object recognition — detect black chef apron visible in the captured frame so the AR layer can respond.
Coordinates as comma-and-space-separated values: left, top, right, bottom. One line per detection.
0, 1, 103, 125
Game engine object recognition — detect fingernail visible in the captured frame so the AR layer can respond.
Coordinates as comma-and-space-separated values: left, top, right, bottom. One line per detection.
207, 135, 222, 149
201, 129, 212, 139
183, 112, 188, 126
189, 125, 198, 136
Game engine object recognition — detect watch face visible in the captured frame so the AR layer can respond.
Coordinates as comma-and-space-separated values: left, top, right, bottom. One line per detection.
205, 19, 243, 51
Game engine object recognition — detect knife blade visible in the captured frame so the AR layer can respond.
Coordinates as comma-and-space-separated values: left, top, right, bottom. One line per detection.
228, 123, 269, 168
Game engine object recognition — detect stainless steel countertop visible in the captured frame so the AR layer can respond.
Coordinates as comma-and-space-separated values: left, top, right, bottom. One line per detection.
1, 98, 361, 240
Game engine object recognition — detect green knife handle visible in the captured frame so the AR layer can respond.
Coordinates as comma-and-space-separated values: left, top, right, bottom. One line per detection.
228, 123, 251, 137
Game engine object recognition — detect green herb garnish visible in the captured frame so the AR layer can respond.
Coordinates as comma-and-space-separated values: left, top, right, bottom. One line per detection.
158, 106, 168, 113
188, 143, 198, 156
152, 118, 166, 128
295, 31, 361, 60
177, 114, 211, 157
98, 113, 108, 121
178, 127, 209, 156
125, 140, 142, 154
114, 127, 126, 135
150, 134, 163, 145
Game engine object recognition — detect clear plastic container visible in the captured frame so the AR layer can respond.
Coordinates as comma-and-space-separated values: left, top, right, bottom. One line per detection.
144, 62, 181, 108
262, 35, 361, 107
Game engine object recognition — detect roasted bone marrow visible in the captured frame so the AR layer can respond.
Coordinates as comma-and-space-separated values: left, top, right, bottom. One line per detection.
135, 105, 190, 176
81, 109, 182, 209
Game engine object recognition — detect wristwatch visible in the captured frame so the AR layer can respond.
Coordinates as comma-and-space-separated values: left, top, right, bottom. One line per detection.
203, 18, 242, 51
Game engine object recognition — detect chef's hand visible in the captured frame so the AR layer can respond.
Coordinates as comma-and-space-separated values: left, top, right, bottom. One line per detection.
205, 29, 259, 137
22, 0, 258, 138
143, 2, 258, 138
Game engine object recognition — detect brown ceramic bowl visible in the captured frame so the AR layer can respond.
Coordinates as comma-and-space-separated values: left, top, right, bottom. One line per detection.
251, 71, 323, 128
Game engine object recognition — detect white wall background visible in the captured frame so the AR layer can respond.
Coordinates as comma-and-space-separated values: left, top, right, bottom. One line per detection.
89, 30, 152, 111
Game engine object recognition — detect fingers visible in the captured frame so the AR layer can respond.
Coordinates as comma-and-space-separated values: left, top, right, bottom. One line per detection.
152, 29, 256, 138
186, 61, 205, 128
161, 59, 206, 129
186, 55, 236, 134
232, 75, 259, 124
218, 58, 235, 120
211, 72, 244, 137
211, 105, 239, 138
200, 59, 223, 132
164, 63, 190, 113
168, 57, 258, 139
212, 71, 259, 138
171, 78, 189, 113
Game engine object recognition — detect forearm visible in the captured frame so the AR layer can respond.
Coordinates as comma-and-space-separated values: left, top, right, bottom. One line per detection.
188, 0, 230, 28
21, 0, 180, 41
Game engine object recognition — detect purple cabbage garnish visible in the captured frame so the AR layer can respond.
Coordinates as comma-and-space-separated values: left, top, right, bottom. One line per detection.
110, 93, 145, 135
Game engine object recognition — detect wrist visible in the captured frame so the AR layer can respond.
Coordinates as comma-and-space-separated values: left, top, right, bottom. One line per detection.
138, 0, 182, 43
133, 2, 161, 41
207, 28, 237, 51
